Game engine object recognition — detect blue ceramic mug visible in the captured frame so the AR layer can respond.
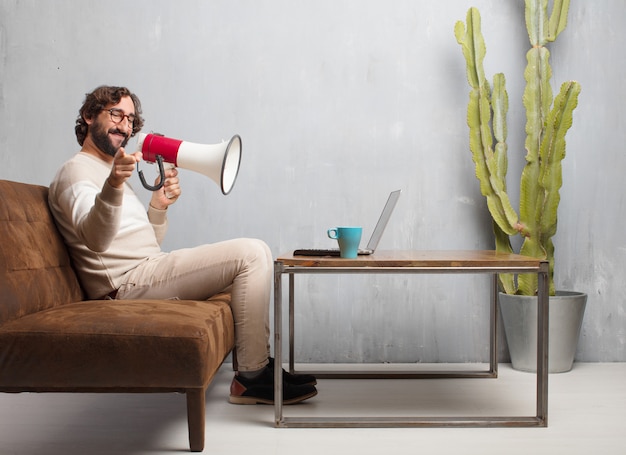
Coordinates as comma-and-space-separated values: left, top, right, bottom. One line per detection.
327, 226, 363, 258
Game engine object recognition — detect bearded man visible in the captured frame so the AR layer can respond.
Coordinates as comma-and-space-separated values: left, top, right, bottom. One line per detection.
48, 85, 317, 405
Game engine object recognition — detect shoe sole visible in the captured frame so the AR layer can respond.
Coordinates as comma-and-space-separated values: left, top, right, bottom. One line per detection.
290, 380, 317, 386
229, 389, 318, 405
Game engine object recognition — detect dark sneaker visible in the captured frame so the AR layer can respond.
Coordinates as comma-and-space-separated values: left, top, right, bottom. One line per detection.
229, 366, 317, 405
268, 357, 317, 386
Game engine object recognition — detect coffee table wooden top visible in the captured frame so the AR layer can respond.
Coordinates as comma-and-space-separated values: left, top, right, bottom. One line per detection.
277, 250, 544, 270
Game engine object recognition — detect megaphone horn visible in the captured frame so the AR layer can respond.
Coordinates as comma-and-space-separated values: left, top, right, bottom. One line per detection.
135, 132, 242, 195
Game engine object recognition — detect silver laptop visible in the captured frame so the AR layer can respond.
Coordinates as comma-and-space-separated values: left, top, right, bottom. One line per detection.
293, 190, 401, 256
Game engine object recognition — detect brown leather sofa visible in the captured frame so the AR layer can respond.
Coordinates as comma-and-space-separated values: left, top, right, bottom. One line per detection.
0, 179, 235, 452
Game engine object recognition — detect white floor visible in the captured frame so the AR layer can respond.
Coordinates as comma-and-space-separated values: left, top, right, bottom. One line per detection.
0, 363, 624, 455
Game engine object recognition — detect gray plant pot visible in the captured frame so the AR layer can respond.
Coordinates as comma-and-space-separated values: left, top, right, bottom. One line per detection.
499, 291, 587, 373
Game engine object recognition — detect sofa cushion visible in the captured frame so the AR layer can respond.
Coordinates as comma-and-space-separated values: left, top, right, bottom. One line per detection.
0, 180, 84, 325
0, 292, 235, 390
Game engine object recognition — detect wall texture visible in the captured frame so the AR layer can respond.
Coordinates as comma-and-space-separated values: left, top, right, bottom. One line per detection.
1, 0, 624, 362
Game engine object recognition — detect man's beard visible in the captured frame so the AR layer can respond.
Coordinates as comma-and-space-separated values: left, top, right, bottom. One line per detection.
91, 121, 130, 157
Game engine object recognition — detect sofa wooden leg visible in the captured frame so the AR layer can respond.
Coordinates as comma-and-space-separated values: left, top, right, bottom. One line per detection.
186, 388, 206, 452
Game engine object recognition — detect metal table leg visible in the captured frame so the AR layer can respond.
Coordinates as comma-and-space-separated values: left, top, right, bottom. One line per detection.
273, 261, 284, 426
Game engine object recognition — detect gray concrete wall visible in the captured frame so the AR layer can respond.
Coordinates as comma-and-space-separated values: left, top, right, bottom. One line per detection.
1, 0, 623, 362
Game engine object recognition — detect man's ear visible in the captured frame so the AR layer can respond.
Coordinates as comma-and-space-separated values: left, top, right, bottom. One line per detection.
84, 113, 95, 126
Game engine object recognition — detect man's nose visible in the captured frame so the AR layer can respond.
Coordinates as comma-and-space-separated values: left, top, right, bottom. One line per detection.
117, 119, 132, 134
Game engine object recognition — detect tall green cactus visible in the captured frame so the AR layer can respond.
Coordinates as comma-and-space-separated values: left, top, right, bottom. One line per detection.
454, 0, 581, 296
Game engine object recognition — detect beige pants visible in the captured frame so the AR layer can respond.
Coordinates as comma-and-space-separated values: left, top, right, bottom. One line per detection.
117, 238, 272, 372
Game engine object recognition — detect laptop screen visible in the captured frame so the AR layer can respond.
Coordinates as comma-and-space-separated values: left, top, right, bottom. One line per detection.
366, 189, 401, 251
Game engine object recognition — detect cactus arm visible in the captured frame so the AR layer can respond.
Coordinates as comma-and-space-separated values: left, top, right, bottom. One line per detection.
537, 81, 581, 295
548, 0, 571, 41
526, 0, 570, 46
517, 45, 552, 295
456, 9, 519, 237
525, 0, 548, 46
538, 81, 581, 236
454, 9, 485, 89
518, 80, 581, 295
490, 73, 516, 294
519, 46, 552, 237
482, 80, 518, 237
492, 73, 508, 183
523, 47, 553, 151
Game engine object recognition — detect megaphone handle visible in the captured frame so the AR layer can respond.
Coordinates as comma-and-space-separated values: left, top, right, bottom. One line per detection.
138, 154, 166, 191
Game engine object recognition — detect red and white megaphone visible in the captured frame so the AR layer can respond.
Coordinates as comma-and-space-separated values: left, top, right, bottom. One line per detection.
135, 133, 242, 195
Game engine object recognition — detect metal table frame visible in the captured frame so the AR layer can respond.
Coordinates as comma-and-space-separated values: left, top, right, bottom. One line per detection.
273, 251, 550, 428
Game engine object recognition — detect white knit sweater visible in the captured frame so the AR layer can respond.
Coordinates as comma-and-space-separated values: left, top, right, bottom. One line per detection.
49, 152, 168, 299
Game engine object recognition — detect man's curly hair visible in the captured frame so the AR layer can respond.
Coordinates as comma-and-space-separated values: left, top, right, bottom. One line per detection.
75, 86, 145, 146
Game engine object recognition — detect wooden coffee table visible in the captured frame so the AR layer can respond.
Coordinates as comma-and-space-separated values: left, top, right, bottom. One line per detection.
273, 250, 549, 428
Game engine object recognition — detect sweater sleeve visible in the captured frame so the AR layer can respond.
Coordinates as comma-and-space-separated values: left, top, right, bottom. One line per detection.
71, 179, 125, 253
147, 205, 168, 245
